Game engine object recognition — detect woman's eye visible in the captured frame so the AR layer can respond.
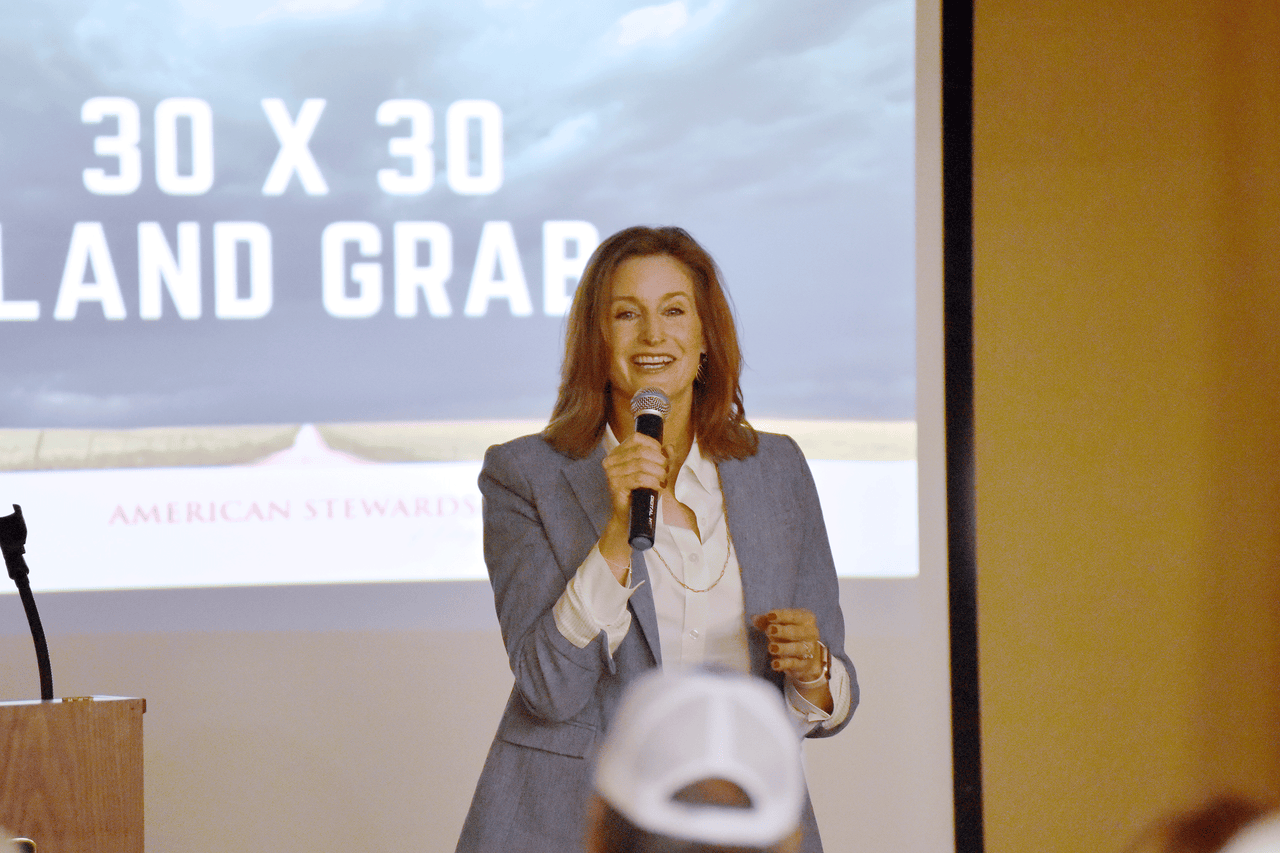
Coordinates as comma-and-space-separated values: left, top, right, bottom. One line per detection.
614, 310, 635, 320
665, 306, 685, 316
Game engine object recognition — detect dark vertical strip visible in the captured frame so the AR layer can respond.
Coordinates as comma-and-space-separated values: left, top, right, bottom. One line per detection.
941, 0, 982, 851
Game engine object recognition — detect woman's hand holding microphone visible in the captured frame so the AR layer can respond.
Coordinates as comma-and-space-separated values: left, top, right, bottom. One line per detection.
598, 433, 670, 583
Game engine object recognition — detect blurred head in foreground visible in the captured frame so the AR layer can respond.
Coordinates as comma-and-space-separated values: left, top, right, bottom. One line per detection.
2, 830, 31, 853
586, 669, 805, 853
1126, 796, 1279, 853
1222, 812, 1280, 853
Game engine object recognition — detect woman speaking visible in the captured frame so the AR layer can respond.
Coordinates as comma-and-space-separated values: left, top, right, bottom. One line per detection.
456, 226, 857, 853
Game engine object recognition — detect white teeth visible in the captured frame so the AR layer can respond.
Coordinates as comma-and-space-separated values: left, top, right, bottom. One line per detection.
629, 356, 670, 371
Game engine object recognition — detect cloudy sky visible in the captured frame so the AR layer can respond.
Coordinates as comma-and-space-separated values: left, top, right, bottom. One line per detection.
0, 0, 915, 428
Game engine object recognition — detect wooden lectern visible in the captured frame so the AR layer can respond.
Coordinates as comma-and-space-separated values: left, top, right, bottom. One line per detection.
0, 696, 145, 853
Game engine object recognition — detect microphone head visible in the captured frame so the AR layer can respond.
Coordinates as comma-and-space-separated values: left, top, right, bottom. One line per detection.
630, 388, 670, 419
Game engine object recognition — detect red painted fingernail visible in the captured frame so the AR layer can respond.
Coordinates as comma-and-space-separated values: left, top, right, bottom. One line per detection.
769, 643, 779, 654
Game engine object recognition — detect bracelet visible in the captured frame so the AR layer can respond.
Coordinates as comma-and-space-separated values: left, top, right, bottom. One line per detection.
790, 641, 830, 687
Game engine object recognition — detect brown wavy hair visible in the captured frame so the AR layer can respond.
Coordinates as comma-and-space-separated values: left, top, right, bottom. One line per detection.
543, 226, 758, 461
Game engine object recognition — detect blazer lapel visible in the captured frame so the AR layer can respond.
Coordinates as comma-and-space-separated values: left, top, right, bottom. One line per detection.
563, 447, 610, 539
719, 455, 774, 675
626, 550, 662, 667
562, 447, 663, 667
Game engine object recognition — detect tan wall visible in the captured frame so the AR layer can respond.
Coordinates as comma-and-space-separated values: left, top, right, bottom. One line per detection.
974, 1, 1280, 851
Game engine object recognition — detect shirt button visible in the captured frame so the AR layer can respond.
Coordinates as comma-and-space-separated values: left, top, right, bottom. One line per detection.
689, 630, 700, 639
689, 553, 700, 563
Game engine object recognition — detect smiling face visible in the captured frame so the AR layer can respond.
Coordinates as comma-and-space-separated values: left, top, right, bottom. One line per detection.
605, 254, 705, 431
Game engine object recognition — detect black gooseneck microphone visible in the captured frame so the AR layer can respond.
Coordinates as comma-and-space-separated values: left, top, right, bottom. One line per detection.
627, 388, 670, 550
0, 504, 54, 701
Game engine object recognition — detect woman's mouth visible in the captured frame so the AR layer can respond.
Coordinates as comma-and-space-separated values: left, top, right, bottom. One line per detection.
633, 354, 674, 372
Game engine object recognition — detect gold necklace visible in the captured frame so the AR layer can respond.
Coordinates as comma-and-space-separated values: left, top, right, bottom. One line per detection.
650, 495, 733, 594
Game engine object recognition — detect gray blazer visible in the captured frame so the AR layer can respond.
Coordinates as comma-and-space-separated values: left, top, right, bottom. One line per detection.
456, 432, 857, 853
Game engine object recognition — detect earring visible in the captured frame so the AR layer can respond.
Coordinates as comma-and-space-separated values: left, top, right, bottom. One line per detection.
696, 352, 708, 383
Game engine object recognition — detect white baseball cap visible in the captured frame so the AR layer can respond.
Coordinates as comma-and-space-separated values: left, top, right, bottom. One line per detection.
1222, 812, 1280, 853
593, 669, 806, 848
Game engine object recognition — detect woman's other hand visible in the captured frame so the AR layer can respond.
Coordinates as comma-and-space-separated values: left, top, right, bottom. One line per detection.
752, 608, 825, 682
753, 608, 833, 714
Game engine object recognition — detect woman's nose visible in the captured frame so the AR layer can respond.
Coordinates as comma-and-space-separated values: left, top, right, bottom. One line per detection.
640, 314, 662, 343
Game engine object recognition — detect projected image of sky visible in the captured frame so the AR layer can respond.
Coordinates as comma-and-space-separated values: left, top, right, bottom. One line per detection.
0, 0, 915, 428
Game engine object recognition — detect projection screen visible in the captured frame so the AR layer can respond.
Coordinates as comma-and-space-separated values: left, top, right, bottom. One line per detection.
1, 2, 961, 851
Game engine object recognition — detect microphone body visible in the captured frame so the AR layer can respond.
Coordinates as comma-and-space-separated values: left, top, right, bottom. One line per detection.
627, 389, 669, 550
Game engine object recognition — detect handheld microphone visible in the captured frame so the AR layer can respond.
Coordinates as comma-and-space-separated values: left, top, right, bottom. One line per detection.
628, 388, 670, 550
